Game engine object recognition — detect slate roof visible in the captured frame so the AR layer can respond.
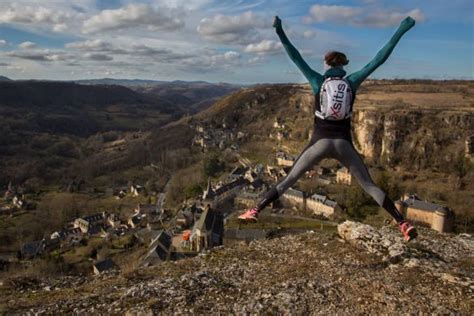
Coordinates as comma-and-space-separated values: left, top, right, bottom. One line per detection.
150, 230, 172, 250
194, 208, 224, 237
93, 258, 117, 273
403, 198, 445, 213
82, 213, 104, 223
214, 177, 248, 196
249, 179, 264, 190
284, 188, 305, 199
144, 230, 172, 263
129, 215, 142, 225
309, 194, 338, 208
230, 166, 248, 177
21, 240, 44, 258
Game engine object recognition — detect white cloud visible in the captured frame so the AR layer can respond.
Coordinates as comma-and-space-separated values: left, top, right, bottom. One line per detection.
304, 4, 425, 27
304, 5, 362, 24
244, 40, 283, 55
84, 53, 113, 61
223, 51, 241, 61
66, 39, 195, 63
0, 40, 7, 47
247, 56, 265, 65
0, 4, 72, 26
197, 11, 266, 44
155, 0, 212, 10
6, 50, 68, 62
66, 39, 126, 54
19, 41, 37, 49
357, 9, 425, 27
53, 23, 68, 32
82, 4, 185, 33
0, 3, 80, 34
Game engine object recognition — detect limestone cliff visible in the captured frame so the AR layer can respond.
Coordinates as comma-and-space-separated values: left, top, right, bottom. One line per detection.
352, 109, 473, 167
197, 81, 473, 169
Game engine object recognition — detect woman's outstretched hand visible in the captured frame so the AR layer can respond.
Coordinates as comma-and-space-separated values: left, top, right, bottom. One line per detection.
273, 16, 282, 29
400, 16, 416, 31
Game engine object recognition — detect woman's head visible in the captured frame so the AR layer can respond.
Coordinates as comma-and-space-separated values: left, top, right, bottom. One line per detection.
324, 51, 349, 68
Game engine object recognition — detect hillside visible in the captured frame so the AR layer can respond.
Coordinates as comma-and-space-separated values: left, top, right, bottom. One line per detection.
1, 222, 472, 314
135, 81, 241, 114
158, 80, 473, 169
0, 79, 241, 187
146, 80, 473, 221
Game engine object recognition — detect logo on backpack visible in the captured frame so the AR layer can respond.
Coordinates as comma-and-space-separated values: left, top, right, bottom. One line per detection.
316, 77, 353, 121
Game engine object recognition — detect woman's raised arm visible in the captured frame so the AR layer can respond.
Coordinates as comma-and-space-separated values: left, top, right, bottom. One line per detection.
274, 16, 323, 90
347, 16, 416, 90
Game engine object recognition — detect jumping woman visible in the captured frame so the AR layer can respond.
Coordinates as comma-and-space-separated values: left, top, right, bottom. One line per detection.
238, 16, 418, 241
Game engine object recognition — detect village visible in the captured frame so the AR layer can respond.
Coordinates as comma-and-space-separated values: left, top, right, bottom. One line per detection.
0, 119, 457, 276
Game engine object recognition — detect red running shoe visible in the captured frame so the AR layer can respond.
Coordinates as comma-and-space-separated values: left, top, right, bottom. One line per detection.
399, 220, 417, 242
238, 207, 259, 222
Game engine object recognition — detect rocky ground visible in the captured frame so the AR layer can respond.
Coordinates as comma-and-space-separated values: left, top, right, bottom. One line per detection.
1, 221, 473, 314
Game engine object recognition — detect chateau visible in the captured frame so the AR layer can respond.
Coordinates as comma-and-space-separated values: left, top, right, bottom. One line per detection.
395, 194, 454, 233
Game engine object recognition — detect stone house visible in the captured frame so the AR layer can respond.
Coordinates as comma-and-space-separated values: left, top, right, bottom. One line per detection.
276, 152, 295, 167
395, 194, 454, 233
107, 213, 121, 228
130, 184, 144, 197
336, 167, 352, 185
202, 177, 248, 207
306, 194, 342, 219
88, 224, 108, 237
244, 169, 259, 183
12, 195, 25, 209
128, 214, 144, 229
142, 230, 172, 266
74, 213, 106, 233
235, 192, 261, 208
190, 206, 224, 252
265, 165, 279, 180
176, 204, 201, 228
281, 188, 306, 210
228, 166, 248, 181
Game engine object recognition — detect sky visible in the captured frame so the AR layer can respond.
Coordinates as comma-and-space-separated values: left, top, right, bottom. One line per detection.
0, 0, 472, 83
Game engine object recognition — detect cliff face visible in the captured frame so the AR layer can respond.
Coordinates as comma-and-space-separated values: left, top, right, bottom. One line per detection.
197, 81, 473, 169
352, 109, 473, 167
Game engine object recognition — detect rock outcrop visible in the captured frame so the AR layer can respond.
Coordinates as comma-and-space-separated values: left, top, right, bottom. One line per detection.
338, 220, 474, 268
1, 223, 472, 314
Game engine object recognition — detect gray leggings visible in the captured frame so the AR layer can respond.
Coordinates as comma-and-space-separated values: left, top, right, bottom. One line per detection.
267, 138, 404, 222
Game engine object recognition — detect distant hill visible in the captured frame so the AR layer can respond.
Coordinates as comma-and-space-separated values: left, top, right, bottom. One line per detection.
136, 81, 242, 114
73, 78, 242, 114
0, 80, 181, 138
0, 80, 169, 109
0, 79, 241, 186
0, 75, 11, 81
74, 78, 167, 86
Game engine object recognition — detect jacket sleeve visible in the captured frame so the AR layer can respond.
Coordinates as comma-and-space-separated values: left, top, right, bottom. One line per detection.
347, 23, 414, 90
276, 26, 323, 91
